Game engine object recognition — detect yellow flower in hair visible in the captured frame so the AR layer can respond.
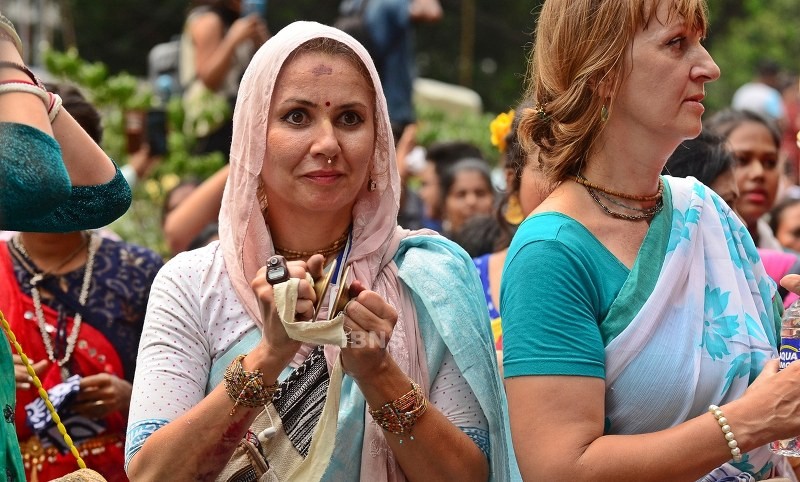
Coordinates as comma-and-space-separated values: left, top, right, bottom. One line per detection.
490, 109, 515, 153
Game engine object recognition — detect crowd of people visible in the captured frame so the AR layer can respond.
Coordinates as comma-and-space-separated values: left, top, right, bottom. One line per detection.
2, 0, 800, 480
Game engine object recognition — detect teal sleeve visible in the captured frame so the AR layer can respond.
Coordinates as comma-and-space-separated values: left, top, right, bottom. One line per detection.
14, 167, 132, 232
500, 238, 606, 379
0, 122, 132, 232
0, 122, 71, 225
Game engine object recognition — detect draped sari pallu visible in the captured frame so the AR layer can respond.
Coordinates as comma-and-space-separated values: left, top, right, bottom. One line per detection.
604, 176, 794, 481
0, 244, 128, 482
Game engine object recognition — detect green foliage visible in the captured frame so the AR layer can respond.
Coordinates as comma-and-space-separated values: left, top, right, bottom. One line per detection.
701, 0, 799, 114
416, 106, 501, 165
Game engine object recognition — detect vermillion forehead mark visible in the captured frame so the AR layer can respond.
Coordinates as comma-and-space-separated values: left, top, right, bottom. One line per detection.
312, 64, 333, 76
325, 102, 330, 106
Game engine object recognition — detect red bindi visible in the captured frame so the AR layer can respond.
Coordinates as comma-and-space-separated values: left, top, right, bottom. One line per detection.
325, 101, 330, 107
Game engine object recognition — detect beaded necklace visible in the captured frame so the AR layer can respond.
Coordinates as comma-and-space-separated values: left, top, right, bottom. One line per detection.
583, 185, 664, 221
595, 189, 660, 213
573, 175, 663, 202
12, 232, 100, 371
274, 229, 350, 262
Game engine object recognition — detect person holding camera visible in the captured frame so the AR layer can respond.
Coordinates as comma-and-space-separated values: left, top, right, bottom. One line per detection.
181, 0, 269, 158
125, 22, 514, 481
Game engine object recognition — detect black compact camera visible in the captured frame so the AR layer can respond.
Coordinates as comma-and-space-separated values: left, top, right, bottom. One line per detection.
266, 255, 289, 285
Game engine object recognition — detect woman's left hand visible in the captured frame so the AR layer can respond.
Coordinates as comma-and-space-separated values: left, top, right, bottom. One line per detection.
340, 280, 398, 382
71, 373, 132, 419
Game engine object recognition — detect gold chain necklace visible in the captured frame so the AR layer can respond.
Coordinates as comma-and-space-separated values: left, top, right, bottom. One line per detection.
274, 229, 350, 261
12, 232, 100, 368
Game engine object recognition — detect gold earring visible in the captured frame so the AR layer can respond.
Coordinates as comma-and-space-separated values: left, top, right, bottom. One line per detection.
600, 104, 609, 122
504, 194, 524, 224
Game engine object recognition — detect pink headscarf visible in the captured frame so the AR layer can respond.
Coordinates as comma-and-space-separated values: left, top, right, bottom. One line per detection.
218, 21, 430, 480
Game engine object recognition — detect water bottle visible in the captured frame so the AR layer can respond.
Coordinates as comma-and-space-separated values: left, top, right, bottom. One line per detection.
769, 299, 800, 456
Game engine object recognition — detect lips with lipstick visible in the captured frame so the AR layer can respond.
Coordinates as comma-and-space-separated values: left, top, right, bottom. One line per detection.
741, 189, 768, 204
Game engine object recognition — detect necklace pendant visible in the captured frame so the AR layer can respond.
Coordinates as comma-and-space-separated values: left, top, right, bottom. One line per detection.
60, 365, 70, 381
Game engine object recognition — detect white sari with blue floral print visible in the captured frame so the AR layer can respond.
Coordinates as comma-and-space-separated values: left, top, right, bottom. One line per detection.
604, 176, 795, 481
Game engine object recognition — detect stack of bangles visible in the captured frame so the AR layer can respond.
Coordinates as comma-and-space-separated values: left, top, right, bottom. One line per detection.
368, 380, 428, 443
0, 61, 62, 122
223, 354, 280, 416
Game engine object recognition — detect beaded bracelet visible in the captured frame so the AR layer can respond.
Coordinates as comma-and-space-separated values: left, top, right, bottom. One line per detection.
0, 81, 49, 110
708, 404, 743, 462
368, 380, 428, 443
0, 61, 43, 89
223, 354, 280, 415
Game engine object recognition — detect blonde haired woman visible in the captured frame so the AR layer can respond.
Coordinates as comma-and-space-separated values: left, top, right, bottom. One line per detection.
502, 0, 800, 480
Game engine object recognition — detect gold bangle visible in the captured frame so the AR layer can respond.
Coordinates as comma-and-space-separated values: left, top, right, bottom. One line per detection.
223, 354, 280, 415
368, 380, 428, 443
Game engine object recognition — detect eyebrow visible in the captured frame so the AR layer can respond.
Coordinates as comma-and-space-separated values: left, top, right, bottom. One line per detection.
280, 98, 369, 110
281, 98, 316, 108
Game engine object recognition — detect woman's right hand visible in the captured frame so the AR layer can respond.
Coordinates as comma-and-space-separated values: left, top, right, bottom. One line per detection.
735, 357, 800, 442
250, 255, 324, 366
13, 355, 49, 391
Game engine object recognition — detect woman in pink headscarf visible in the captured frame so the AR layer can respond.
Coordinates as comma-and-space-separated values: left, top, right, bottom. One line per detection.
124, 21, 513, 481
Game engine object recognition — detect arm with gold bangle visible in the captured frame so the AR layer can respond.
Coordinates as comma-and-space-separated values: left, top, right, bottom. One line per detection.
340, 286, 489, 482
353, 354, 489, 482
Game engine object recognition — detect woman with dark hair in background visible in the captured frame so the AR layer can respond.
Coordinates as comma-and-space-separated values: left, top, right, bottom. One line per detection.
706, 108, 784, 250
417, 140, 484, 231
467, 104, 548, 353
665, 130, 800, 308
770, 197, 800, 253
439, 158, 495, 240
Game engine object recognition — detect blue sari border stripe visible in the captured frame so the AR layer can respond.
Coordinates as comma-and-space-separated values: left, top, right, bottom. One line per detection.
460, 426, 491, 459
124, 418, 170, 470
